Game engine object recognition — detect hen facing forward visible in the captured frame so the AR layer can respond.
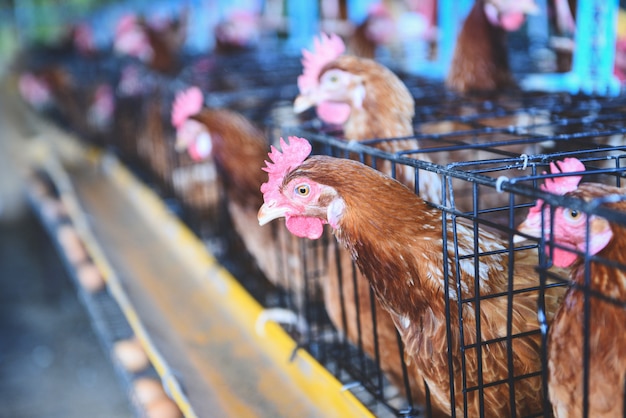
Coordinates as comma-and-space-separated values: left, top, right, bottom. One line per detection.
258, 136, 565, 417
294, 33, 441, 204
518, 160, 626, 418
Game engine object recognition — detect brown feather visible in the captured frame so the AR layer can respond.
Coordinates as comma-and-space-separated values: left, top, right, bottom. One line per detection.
140, 10, 187, 74
325, 235, 446, 416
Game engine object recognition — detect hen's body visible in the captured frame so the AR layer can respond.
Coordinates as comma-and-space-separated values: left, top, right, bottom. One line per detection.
266, 154, 564, 416
544, 184, 626, 418
446, 0, 516, 93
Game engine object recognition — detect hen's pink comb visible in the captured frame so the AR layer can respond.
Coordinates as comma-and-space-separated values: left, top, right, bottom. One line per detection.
298, 33, 345, 94
518, 157, 586, 242
260, 136, 312, 195
171, 86, 204, 128
541, 158, 585, 195
115, 14, 138, 36
526, 157, 585, 219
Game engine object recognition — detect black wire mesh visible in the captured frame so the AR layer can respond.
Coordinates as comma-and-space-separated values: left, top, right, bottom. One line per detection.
286, 88, 626, 416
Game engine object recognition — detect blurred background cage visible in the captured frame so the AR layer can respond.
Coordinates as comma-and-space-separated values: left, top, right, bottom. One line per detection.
5, 0, 626, 417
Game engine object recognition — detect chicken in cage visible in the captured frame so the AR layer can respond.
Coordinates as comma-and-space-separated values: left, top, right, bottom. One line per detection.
517, 157, 626, 418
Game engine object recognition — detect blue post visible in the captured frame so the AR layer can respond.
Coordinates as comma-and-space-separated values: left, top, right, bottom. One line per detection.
406, 0, 473, 79
521, 0, 621, 96
347, 0, 377, 24
286, 0, 319, 51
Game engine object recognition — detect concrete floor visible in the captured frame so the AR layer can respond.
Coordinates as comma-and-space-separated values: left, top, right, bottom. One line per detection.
0, 209, 133, 418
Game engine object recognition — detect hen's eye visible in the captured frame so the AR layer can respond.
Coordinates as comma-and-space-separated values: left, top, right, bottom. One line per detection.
564, 208, 584, 223
295, 184, 310, 197
328, 75, 338, 83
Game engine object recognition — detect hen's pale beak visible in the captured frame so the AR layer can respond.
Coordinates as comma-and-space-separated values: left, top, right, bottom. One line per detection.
258, 202, 289, 226
175, 135, 189, 152
513, 219, 542, 243
293, 94, 316, 114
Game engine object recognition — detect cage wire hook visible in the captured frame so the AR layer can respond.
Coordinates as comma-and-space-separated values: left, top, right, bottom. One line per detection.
254, 307, 308, 337
346, 139, 359, 150
520, 153, 529, 170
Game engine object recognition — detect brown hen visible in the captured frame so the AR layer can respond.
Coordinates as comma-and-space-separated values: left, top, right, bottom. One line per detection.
175, 106, 312, 305
114, 10, 187, 75
258, 136, 565, 416
518, 178, 626, 418
446, 0, 539, 94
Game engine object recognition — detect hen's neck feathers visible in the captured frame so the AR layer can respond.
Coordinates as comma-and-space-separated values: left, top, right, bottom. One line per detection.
290, 156, 509, 313
322, 55, 415, 141
192, 109, 267, 207
446, 0, 513, 93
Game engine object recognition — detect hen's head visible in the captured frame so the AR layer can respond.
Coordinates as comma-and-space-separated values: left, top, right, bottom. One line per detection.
72, 23, 96, 55
18, 73, 52, 109
258, 137, 347, 240
295, 54, 415, 134
294, 33, 351, 125
87, 84, 115, 130
517, 158, 615, 268
113, 13, 153, 61
483, 0, 539, 31
171, 87, 212, 161
362, 2, 396, 45
215, 10, 260, 48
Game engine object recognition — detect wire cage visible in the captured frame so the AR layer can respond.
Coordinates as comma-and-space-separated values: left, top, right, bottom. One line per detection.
280, 85, 626, 416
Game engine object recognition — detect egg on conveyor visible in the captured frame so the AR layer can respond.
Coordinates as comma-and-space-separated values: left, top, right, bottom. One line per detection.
56, 224, 87, 265
76, 262, 105, 293
40, 197, 67, 223
133, 377, 167, 406
113, 337, 150, 373
145, 397, 183, 418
